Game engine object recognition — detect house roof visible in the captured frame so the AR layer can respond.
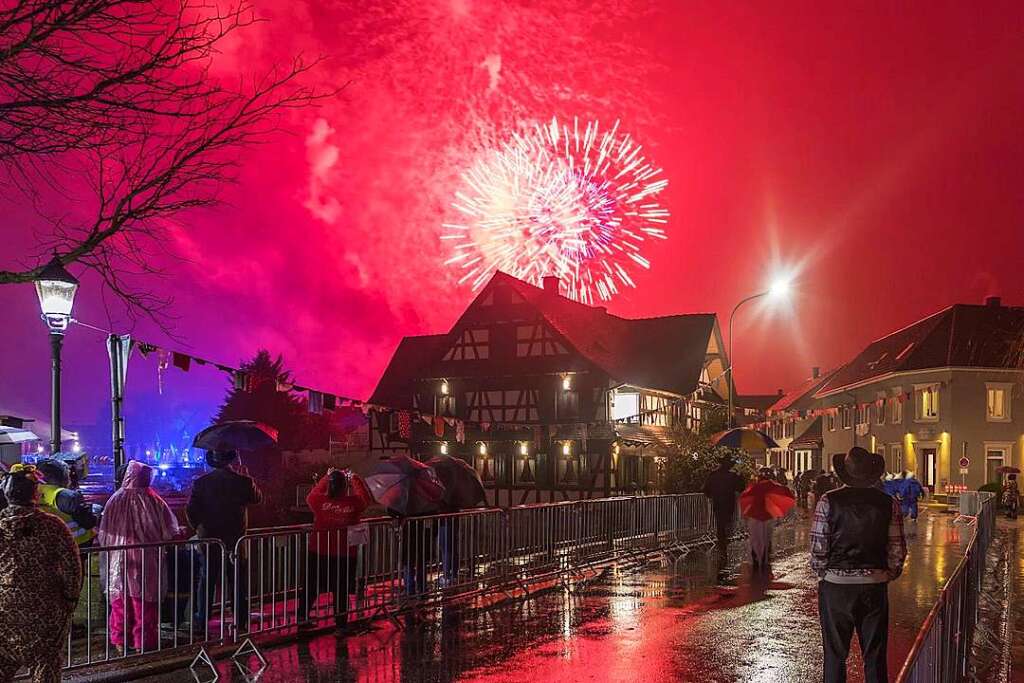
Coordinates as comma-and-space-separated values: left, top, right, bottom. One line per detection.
768, 369, 839, 414
369, 334, 449, 408
790, 417, 823, 449
736, 394, 783, 412
816, 303, 1024, 397
369, 272, 720, 408
494, 273, 717, 396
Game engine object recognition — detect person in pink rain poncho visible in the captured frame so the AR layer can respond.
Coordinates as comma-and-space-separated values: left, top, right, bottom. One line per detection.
98, 461, 180, 653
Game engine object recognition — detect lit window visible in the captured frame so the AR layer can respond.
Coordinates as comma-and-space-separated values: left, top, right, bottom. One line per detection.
915, 384, 940, 421
519, 442, 529, 456
987, 384, 1011, 422
841, 406, 852, 430
440, 442, 448, 455
611, 391, 640, 421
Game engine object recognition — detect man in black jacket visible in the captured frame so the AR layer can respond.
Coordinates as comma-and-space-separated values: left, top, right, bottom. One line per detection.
702, 457, 746, 560
811, 447, 907, 683
187, 450, 262, 633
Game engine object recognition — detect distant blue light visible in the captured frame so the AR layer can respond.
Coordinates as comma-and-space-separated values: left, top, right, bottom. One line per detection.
158, 464, 171, 471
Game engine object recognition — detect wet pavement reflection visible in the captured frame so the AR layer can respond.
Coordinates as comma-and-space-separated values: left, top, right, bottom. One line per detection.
136, 509, 972, 683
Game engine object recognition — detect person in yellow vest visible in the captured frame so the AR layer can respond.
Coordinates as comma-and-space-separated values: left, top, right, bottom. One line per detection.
36, 458, 100, 548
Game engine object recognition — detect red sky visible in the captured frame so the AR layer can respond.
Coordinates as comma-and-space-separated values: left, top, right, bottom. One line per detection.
2, 1, 1023, 439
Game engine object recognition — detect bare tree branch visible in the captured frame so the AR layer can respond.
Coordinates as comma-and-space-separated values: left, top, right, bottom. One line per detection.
0, 0, 334, 330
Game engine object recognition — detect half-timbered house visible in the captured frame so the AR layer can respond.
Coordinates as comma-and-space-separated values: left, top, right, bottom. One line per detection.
368, 272, 731, 506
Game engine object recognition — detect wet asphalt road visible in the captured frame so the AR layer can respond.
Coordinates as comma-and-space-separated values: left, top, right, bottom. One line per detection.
132, 508, 972, 683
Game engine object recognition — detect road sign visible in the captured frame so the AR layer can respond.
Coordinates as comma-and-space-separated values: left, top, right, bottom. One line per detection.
959, 456, 970, 468
959, 468, 969, 475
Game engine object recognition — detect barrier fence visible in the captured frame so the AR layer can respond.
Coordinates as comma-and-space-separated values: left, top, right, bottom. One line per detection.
895, 492, 997, 683
60, 493, 717, 672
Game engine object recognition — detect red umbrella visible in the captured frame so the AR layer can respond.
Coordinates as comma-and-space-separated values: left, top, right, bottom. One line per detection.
740, 480, 796, 522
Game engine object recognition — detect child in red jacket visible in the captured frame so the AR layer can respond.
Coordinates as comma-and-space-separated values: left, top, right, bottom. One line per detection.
298, 469, 372, 630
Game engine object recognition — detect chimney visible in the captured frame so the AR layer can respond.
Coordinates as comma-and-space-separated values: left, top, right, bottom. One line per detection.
985, 296, 1002, 308
812, 366, 821, 379
542, 275, 560, 295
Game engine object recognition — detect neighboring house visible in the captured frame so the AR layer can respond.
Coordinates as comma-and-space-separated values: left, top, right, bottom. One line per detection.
762, 367, 837, 475
368, 271, 731, 506
812, 297, 1024, 494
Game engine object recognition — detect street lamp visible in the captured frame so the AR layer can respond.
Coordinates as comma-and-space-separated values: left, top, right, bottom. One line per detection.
34, 255, 79, 454
727, 276, 791, 428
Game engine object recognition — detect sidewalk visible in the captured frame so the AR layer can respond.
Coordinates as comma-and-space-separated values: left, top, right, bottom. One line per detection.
125, 508, 972, 682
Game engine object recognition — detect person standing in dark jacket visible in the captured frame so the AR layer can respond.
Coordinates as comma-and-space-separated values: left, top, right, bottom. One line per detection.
811, 447, 906, 683
186, 450, 262, 633
701, 457, 746, 560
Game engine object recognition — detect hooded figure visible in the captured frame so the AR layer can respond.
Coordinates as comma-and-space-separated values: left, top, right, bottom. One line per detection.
0, 464, 82, 683
98, 461, 179, 653
897, 472, 926, 520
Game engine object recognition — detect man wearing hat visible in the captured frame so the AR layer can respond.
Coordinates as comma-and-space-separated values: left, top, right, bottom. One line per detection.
811, 447, 907, 683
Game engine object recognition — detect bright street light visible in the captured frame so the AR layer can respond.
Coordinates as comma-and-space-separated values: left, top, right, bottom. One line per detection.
727, 275, 794, 427
768, 276, 791, 301
35, 255, 79, 454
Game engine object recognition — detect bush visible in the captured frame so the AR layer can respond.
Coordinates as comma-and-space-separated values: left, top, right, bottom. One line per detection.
658, 428, 756, 494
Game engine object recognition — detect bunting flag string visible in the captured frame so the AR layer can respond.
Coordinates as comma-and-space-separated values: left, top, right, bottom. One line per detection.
123, 336, 741, 440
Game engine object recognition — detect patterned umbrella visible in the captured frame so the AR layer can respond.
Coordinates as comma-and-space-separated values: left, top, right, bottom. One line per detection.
365, 455, 446, 516
710, 428, 779, 451
192, 420, 278, 451
428, 455, 486, 509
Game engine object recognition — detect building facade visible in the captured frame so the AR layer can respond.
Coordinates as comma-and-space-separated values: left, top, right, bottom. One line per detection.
811, 298, 1024, 493
368, 272, 731, 506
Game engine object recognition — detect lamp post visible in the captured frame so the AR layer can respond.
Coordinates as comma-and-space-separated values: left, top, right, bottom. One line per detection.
726, 277, 790, 428
34, 255, 79, 455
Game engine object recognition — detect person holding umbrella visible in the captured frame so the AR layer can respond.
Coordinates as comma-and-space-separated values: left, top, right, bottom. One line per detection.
701, 456, 746, 562
428, 454, 486, 588
740, 467, 796, 571
364, 454, 446, 598
186, 450, 263, 633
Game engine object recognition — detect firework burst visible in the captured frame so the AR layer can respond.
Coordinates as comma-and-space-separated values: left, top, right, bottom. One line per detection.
442, 116, 669, 304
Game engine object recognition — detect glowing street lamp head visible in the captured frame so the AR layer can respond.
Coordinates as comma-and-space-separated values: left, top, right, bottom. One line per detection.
767, 276, 792, 301
35, 255, 79, 333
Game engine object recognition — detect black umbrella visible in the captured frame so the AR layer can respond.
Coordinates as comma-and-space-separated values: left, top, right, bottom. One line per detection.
428, 455, 486, 509
192, 420, 278, 452
365, 455, 446, 517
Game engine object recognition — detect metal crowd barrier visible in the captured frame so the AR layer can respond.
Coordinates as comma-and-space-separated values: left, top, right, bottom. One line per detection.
895, 492, 997, 683
229, 494, 717, 640
57, 494, 718, 674
64, 538, 227, 670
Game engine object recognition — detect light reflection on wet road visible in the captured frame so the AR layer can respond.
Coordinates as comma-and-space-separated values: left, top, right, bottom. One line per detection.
140, 509, 971, 683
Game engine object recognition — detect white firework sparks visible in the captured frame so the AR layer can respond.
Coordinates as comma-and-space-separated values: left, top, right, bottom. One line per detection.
442, 116, 669, 304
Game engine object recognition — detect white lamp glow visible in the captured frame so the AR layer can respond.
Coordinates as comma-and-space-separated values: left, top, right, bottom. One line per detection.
35, 256, 79, 333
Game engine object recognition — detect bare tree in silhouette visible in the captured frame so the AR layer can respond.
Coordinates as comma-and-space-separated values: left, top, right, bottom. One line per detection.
0, 0, 331, 328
